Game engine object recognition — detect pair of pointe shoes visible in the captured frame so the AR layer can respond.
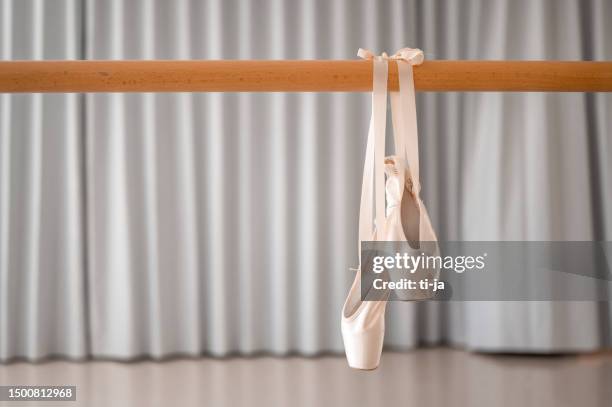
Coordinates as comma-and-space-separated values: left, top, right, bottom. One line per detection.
341, 156, 438, 370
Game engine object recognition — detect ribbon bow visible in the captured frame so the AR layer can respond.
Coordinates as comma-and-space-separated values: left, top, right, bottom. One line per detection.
357, 47, 424, 65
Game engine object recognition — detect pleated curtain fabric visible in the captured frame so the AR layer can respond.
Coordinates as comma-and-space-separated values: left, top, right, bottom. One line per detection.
1, 0, 612, 360
0, 0, 88, 360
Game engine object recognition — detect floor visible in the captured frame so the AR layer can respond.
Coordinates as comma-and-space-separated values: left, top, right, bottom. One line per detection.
0, 348, 611, 407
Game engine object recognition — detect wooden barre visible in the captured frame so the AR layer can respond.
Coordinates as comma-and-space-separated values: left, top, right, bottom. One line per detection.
0, 60, 611, 93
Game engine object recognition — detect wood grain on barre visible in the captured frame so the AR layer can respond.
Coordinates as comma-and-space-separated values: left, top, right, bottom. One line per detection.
0, 60, 611, 92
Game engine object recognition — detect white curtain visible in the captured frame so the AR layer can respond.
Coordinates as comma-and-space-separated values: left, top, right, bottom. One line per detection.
1, 0, 611, 361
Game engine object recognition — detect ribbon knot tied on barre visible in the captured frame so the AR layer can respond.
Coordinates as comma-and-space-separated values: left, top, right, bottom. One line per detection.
357, 48, 424, 65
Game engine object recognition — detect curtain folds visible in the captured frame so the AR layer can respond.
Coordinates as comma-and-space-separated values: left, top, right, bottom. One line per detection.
1, 0, 611, 360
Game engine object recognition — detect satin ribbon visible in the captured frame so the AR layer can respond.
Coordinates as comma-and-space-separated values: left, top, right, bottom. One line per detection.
358, 47, 423, 195
357, 48, 424, 251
